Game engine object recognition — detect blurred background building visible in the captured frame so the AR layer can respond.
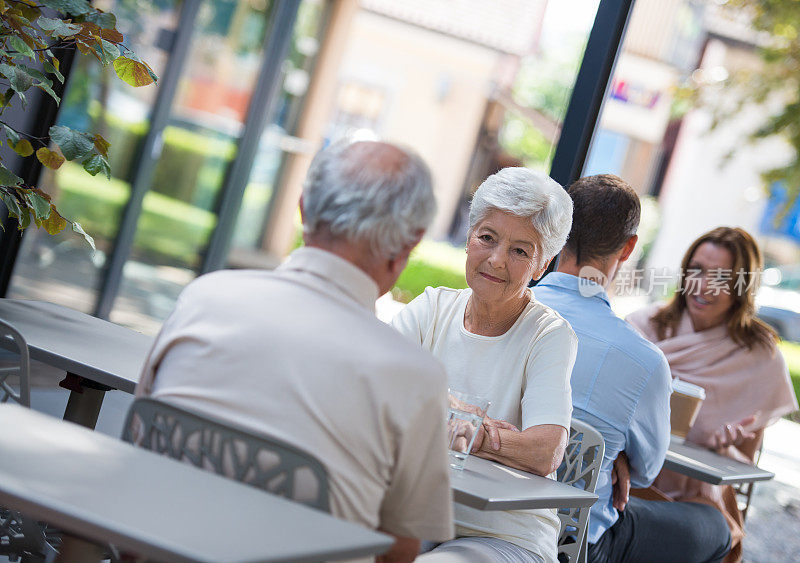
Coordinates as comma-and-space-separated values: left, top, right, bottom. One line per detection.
4, 0, 800, 336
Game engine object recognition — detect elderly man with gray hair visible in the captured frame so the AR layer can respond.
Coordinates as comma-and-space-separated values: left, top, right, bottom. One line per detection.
136, 140, 454, 562
393, 167, 577, 563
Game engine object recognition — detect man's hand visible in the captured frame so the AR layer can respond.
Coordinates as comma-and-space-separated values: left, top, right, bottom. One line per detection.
706, 414, 757, 450
611, 451, 631, 512
376, 533, 420, 563
471, 416, 519, 453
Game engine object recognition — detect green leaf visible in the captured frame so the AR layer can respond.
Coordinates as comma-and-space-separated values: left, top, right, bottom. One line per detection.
0, 88, 13, 108
21, 65, 52, 86
35, 147, 65, 169
3, 124, 20, 145
39, 0, 91, 17
42, 205, 67, 235
5, 13, 35, 30
42, 59, 64, 83
113, 55, 157, 87
0, 165, 23, 187
7, 138, 33, 157
6, 36, 34, 58
96, 38, 119, 65
36, 16, 82, 39
49, 125, 94, 160
72, 221, 95, 250
24, 190, 51, 220
81, 11, 116, 29
35, 81, 60, 103
17, 207, 30, 229
0, 63, 35, 94
81, 154, 110, 178
0, 190, 22, 219
18, 3, 41, 22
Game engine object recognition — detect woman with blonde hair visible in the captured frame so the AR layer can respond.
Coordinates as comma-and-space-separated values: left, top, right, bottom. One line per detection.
627, 226, 798, 562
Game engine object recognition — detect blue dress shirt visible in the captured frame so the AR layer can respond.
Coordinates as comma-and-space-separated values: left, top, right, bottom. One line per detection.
534, 272, 671, 544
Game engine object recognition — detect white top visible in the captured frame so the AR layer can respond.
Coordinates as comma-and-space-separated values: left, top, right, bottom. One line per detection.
136, 247, 454, 546
0, 403, 394, 563
391, 286, 576, 562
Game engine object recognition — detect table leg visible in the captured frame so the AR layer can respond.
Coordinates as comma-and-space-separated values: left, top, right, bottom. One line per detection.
59, 373, 111, 430
55, 534, 106, 563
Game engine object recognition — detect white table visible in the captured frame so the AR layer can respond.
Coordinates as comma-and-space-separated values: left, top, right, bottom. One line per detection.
0, 404, 393, 562
0, 299, 152, 428
450, 456, 598, 510
665, 436, 775, 485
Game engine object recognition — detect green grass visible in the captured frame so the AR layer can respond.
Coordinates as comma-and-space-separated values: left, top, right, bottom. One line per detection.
55, 161, 270, 266
56, 158, 469, 299
393, 239, 467, 302
778, 341, 800, 409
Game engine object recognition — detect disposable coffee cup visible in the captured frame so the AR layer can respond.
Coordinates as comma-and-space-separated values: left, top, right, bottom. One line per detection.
670, 379, 706, 438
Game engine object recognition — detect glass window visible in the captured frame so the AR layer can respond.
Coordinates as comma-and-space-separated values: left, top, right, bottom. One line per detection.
109, 0, 277, 333
448, 0, 601, 243
8, 0, 180, 313
582, 0, 800, 320
226, 0, 328, 260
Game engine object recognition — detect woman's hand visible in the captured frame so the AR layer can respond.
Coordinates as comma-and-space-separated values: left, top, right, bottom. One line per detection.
707, 414, 757, 450
473, 424, 567, 476
471, 416, 519, 453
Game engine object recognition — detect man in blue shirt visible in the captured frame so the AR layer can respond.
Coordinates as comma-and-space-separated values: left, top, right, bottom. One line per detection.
534, 175, 731, 562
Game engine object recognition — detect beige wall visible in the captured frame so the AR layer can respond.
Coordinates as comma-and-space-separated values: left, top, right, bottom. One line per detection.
338, 11, 499, 238
260, 0, 359, 259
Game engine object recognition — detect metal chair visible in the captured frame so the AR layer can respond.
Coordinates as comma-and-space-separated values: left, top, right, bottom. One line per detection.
556, 418, 605, 563
734, 436, 765, 522
0, 319, 60, 563
122, 397, 330, 512
0, 319, 30, 407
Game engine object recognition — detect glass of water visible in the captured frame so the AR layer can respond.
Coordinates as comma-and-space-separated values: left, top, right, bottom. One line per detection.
446, 389, 490, 470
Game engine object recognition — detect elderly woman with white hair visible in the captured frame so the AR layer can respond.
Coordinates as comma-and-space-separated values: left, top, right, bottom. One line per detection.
392, 167, 577, 563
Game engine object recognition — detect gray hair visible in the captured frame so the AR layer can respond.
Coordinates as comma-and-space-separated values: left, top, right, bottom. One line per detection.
302, 141, 436, 256
469, 167, 573, 268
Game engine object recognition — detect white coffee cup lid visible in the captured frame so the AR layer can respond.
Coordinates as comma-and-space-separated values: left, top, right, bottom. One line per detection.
672, 378, 706, 400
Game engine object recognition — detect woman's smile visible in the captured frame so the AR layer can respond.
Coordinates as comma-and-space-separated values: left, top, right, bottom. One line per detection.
479, 272, 505, 283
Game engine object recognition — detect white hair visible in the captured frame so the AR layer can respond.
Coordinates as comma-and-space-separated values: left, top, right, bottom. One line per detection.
469, 167, 573, 268
302, 140, 436, 256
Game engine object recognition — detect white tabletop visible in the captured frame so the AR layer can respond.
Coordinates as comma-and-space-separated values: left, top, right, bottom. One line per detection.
665, 436, 775, 485
0, 404, 393, 562
0, 299, 152, 393
450, 455, 598, 511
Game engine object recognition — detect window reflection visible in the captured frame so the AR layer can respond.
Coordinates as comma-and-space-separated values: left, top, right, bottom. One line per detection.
228, 0, 328, 257
583, 0, 800, 323
8, 0, 180, 314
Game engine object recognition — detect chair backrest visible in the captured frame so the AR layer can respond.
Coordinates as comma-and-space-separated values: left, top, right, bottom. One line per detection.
122, 397, 330, 512
0, 319, 30, 408
0, 319, 56, 561
556, 418, 605, 563
735, 434, 765, 522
